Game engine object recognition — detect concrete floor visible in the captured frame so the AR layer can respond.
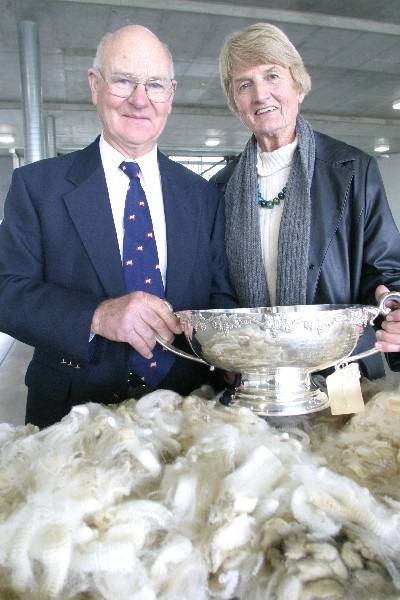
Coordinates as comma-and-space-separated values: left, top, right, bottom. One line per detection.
0, 333, 33, 426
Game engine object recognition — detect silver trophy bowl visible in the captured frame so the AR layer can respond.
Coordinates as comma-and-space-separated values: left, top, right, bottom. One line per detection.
157, 292, 400, 416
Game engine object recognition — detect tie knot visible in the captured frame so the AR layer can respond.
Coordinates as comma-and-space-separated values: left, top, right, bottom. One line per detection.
120, 161, 140, 180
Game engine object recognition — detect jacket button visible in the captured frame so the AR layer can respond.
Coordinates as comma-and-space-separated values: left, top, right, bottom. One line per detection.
309, 264, 315, 270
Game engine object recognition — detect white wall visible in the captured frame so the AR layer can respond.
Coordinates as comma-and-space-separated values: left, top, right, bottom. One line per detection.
377, 154, 400, 229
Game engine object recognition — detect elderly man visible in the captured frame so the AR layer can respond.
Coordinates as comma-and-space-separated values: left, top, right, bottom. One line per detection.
0, 25, 236, 428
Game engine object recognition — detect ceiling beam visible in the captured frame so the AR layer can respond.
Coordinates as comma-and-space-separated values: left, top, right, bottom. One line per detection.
60, 0, 400, 35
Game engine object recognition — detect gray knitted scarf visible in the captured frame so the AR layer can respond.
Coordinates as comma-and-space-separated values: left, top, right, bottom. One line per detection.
224, 114, 315, 307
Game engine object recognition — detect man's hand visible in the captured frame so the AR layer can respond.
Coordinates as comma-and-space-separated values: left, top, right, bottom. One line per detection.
91, 291, 182, 358
375, 284, 400, 353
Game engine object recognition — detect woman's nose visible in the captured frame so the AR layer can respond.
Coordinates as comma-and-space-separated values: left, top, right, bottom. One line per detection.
253, 80, 272, 101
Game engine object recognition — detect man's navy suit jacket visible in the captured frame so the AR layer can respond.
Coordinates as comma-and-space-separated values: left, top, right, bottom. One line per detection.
0, 138, 236, 427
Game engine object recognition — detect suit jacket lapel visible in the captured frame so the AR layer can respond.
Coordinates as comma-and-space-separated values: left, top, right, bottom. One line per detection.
158, 152, 198, 308
62, 139, 125, 298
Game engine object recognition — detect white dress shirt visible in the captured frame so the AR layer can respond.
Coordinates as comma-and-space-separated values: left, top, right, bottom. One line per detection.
99, 134, 167, 286
257, 139, 297, 304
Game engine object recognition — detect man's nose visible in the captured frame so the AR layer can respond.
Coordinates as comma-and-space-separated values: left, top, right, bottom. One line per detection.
126, 82, 149, 105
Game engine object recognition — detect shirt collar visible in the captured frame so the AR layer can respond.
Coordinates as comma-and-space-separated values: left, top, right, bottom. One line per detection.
99, 133, 159, 184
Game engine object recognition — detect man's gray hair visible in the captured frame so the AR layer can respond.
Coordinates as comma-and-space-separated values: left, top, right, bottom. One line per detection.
92, 32, 113, 70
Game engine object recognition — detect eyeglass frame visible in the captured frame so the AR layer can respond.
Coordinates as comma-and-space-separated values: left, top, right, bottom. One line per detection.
96, 69, 176, 103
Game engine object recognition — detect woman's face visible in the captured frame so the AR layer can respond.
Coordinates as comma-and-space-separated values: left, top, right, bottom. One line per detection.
232, 63, 304, 152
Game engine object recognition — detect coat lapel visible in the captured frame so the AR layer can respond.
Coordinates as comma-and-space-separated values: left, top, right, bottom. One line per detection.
158, 152, 199, 308
62, 139, 125, 298
307, 138, 355, 302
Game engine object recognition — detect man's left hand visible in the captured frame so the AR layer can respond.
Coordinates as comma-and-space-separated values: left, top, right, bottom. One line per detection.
375, 284, 400, 352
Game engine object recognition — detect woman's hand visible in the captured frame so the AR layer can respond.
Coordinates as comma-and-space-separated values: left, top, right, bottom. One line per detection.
375, 285, 400, 353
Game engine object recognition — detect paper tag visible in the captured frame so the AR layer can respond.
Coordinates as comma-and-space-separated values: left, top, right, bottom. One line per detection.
326, 362, 365, 415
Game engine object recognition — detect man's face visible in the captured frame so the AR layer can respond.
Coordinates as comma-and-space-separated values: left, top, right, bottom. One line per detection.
88, 26, 176, 158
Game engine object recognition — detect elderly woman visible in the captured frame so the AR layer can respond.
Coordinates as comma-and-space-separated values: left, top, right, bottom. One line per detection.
212, 22, 400, 379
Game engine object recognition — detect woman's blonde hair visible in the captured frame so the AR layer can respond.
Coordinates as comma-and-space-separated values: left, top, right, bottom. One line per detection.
219, 22, 311, 112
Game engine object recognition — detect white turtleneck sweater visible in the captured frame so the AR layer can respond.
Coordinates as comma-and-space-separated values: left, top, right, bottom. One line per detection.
257, 139, 298, 305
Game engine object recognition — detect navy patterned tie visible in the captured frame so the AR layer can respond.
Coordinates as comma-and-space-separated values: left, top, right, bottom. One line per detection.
120, 161, 175, 387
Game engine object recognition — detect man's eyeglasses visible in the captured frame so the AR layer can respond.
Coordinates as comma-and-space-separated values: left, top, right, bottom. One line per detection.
98, 71, 175, 103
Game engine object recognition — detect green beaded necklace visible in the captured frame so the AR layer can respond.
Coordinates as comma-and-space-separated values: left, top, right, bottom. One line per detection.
257, 183, 287, 209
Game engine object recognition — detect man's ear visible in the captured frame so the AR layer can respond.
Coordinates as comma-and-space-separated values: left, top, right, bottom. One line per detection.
88, 69, 99, 105
167, 80, 177, 114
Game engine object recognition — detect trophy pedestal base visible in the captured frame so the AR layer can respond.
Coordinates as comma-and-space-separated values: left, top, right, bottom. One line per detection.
231, 368, 330, 417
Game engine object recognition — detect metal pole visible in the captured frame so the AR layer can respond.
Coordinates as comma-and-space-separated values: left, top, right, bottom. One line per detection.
46, 114, 57, 158
18, 20, 45, 164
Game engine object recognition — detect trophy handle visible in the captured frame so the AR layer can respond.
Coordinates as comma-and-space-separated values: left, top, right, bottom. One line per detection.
155, 336, 214, 370
312, 290, 400, 372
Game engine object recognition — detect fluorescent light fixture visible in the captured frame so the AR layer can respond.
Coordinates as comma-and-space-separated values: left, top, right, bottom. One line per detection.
0, 133, 14, 144
374, 142, 390, 153
393, 99, 400, 110
205, 138, 220, 147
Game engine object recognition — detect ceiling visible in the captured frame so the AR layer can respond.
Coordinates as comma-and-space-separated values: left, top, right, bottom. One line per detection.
1, 0, 400, 158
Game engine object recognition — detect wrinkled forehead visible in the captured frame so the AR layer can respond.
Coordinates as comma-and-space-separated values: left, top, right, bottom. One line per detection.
232, 62, 290, 79
103, 35, 172, 79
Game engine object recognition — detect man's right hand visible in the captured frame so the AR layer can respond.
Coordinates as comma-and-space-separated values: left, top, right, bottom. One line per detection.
90, 291, 182, 358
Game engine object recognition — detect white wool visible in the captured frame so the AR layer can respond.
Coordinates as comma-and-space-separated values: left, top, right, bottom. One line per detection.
291, 485, 341, 538
150, 533, 192, 579
170, 472, 198, 521
0, 380, 400, 598
207, 513, 256, 572
212, 445, 285, 518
